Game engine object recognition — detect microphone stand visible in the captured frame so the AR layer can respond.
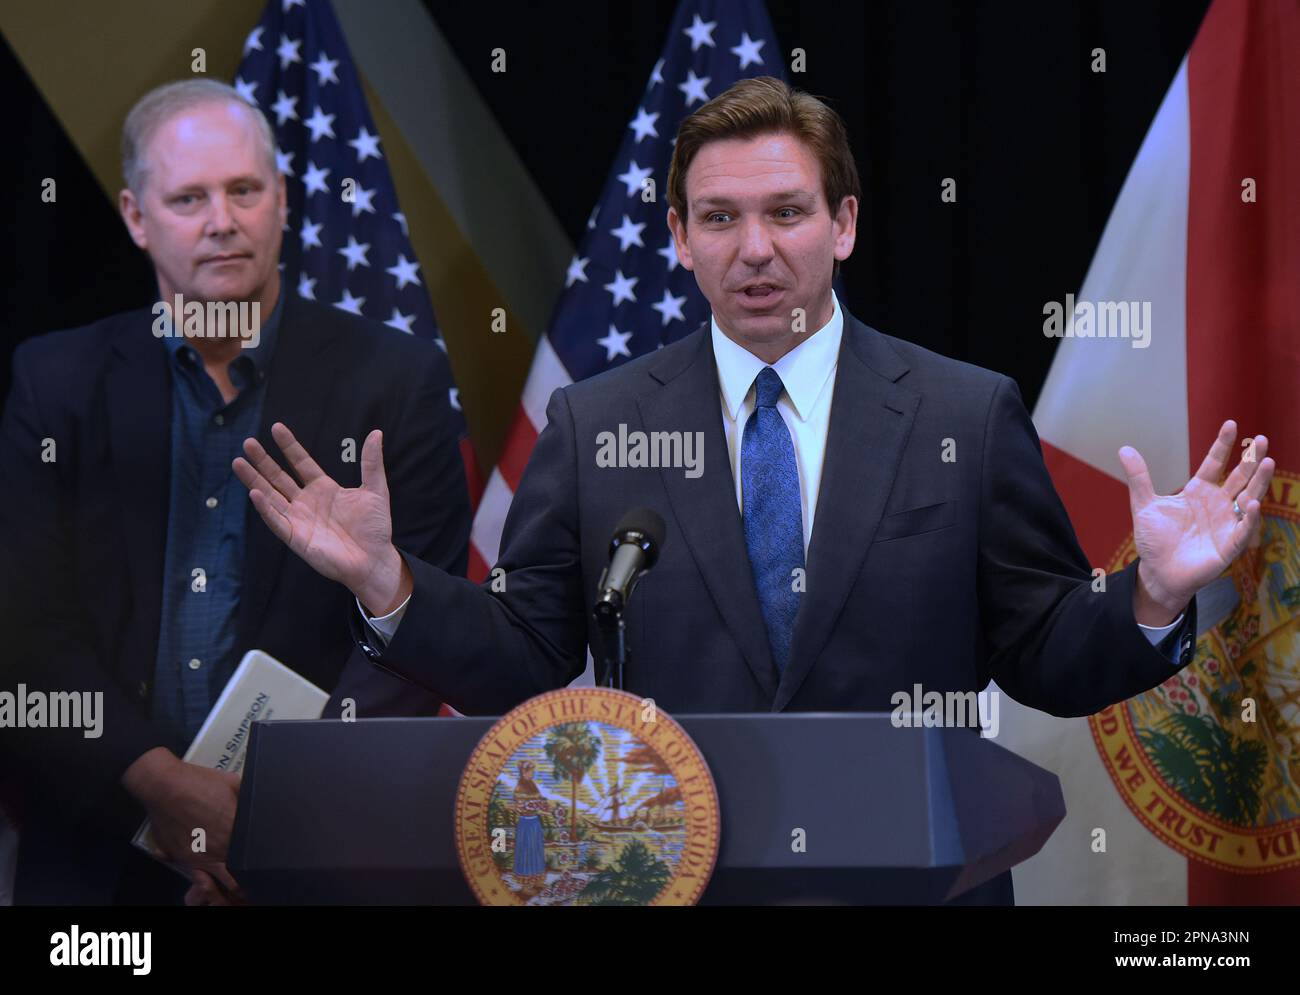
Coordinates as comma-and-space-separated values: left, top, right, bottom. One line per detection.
593, 596, 628, 690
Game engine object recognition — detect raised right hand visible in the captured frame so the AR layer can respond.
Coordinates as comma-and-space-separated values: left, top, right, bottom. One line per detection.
233, 422, 409, 614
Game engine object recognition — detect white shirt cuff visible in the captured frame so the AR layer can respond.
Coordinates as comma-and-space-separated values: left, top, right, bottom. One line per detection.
1137, 613, 1183, 649
358, 593, 411, 647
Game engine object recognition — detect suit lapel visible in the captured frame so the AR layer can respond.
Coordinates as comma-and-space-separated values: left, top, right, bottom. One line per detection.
105, 314, 172, 668
637, 328, 780, 700
235, 299, 340, 649
774, 316, 919, 711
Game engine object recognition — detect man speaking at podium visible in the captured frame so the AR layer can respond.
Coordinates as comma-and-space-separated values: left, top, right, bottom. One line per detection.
234, 78, 1270, 903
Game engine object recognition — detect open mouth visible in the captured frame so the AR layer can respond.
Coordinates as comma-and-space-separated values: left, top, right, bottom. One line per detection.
735, 284, 785, 309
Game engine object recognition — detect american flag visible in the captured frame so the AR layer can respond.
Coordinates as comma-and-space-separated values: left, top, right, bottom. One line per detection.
233, 0, 480, 496
468, 0, 783, 580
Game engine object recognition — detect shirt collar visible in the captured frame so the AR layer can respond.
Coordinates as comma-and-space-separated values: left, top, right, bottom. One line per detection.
711, 291, 843, 421
163, 285, 284, 384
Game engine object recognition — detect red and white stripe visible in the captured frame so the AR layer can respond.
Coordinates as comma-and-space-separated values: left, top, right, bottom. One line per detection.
468, 337, 573, 581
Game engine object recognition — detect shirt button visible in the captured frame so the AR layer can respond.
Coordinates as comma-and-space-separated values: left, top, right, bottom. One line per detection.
205, 496, 218, 509
188, 658, 203, 671
214, 414, 225, 426
137, 680, 150, 700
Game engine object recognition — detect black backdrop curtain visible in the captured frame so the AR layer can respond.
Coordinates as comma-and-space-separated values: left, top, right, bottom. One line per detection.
0, 0, 1209, 413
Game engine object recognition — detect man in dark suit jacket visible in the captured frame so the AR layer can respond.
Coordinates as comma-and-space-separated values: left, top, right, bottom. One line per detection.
234, 78, 1272, 904
0, 79, 468, 904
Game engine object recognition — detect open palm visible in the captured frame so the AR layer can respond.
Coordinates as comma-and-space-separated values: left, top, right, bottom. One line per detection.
1121, 420, 1273, 609
233, 422, 395, 597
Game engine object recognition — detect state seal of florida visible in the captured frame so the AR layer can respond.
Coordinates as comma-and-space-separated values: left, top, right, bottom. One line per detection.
454, 687, 721, 905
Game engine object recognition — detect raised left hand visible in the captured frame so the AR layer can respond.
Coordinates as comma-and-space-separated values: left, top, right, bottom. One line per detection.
1119, 419, 1273, 624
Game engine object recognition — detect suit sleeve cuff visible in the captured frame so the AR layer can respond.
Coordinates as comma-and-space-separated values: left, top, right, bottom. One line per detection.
356, 593, 411, 647
1149, 599, 1198, 669
1137, 613, 1183, 645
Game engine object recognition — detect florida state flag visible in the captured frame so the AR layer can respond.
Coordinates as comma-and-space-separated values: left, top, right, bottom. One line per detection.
999, 0, 1300, 905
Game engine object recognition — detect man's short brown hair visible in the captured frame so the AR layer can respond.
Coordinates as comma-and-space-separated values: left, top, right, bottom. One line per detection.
121, 78, 276, 196
667, 76, 861, 221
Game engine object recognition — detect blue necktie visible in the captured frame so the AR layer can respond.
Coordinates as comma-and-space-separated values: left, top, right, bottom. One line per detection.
741, 367, 805, 674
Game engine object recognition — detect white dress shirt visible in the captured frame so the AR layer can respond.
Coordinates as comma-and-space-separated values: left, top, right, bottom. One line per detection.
364, 290, 1182, 649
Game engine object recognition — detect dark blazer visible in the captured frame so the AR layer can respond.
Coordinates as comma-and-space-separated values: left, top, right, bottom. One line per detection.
363, 309, 1196, 713
353, 309, 1197, 904
0, 295, 469, 901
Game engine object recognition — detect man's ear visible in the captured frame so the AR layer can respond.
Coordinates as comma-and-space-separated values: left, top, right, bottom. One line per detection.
666, 206, 694, 272
277, 171, 288, 228
119, 187, 149, 251
832, 194, 858, 263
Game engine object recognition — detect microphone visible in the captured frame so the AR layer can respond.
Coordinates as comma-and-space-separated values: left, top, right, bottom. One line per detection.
593, 508, 666, 622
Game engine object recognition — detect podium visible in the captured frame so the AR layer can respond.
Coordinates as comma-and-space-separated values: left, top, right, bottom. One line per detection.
228, 713, 1064, 905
